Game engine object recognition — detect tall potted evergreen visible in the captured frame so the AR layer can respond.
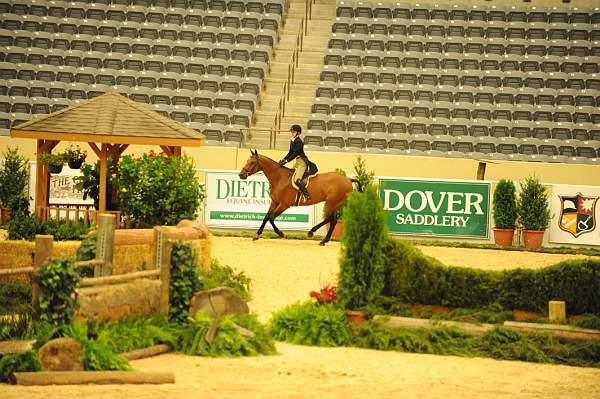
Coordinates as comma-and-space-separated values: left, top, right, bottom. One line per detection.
517, 176, 551, 249
492, 179, 517, 246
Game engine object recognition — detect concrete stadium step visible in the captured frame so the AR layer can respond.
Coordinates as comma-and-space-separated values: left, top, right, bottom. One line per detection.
248, 0, 334, 149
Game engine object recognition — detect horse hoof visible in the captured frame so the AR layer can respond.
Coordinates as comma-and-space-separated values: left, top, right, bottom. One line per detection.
307, 231, 314, 238
277, 232, 285, 238
319, 240, 326, 246
252, 235, 260, 241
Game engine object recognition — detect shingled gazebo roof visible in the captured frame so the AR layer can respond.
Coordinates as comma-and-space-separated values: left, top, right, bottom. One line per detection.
11, 92, 205, 146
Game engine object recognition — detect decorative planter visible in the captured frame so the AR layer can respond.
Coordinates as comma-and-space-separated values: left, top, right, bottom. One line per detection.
68, 159, 84, 169
331, 220, 344, 239
523, 229, 545, 249
346, 310, 367, 325
0, 207, 10, 225
48, 164, 63, 174
493, 228, 515, 246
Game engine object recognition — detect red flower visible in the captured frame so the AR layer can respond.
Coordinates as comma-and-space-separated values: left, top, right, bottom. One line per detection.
309, 285, 337, 303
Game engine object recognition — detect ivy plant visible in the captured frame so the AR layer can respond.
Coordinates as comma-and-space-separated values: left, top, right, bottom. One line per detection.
169, 240, 202, 323
32, 257, 82, 326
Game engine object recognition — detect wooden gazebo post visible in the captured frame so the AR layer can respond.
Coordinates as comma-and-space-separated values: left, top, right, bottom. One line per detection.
34, 139, 59, 217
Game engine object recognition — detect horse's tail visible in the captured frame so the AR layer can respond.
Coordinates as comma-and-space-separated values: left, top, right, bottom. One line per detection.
350, 178, 363, 192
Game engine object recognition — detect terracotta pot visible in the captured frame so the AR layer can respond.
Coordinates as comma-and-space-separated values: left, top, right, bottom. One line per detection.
513, 310, 544, 321
523, 229, 545, 249
345, 310, 367, 325
331, 220, 344, 239
48, 164, 63, 174
0, 207, 10, 225
493, 228, 515, 246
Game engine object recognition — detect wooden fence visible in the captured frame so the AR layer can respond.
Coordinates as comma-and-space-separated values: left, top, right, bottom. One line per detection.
37, 205, 121, 228
0, 214, 178, 317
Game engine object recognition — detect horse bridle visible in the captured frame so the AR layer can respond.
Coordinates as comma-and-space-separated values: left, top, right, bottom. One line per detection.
239, 155, 262, 179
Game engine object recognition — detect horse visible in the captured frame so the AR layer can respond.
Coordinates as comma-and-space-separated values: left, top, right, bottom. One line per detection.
238, 149, 362, 245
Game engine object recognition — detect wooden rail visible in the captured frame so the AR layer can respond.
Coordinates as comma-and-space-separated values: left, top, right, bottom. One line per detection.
81, 270, 161, 287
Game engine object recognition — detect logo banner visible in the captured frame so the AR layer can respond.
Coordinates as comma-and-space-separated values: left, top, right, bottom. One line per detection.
550, 185, 600, 245
379, 179, 490, 239
203, 171, 315, 230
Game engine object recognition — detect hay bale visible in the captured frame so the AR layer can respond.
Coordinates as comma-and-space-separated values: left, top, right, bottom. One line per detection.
0, 241, 78, 283
113, 244, 152, 275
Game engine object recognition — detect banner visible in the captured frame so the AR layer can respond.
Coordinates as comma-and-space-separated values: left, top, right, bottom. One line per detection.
203, 171, 315, 230
549, 185, 600, 246
48, 167, 92, 205
379, 179, 490, 238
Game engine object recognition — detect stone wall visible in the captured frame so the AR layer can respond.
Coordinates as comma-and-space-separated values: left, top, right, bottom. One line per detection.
75, 278, 162, 322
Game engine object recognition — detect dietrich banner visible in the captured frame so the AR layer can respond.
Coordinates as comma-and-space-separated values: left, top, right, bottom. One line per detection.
204, 171, 315, 230
379, 179, 491, 239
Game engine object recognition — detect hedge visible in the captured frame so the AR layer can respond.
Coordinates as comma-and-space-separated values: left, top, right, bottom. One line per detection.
383, 238, 600, 315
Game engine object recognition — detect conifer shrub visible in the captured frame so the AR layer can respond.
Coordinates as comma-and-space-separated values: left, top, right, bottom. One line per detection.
338, 185, 387, 309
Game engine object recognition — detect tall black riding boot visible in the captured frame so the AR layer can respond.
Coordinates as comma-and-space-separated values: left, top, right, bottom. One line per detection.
296, 179, 311, 201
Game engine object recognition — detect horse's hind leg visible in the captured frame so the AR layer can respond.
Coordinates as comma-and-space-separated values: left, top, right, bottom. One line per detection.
308, 205, 337, 238
319, 212, 338, 246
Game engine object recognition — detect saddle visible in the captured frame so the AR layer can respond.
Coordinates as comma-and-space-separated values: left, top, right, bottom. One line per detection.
291, 173, 316, 190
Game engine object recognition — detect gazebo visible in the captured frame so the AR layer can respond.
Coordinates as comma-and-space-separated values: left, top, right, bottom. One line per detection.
10, 92, 205, 219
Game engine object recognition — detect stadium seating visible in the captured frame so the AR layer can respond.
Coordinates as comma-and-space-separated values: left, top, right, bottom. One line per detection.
307, 1, 600, 163
0, 0, 287, 145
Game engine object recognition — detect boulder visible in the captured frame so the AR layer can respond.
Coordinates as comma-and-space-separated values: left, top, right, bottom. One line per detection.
189, 287, 249, 319
38, 338, 84, 371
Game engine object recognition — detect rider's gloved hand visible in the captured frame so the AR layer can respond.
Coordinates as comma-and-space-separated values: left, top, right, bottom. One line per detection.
278, 159, 286, 166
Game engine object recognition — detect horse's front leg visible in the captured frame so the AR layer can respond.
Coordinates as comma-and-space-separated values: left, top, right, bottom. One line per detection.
268, 204, 286, 238
254, 203, 277, 240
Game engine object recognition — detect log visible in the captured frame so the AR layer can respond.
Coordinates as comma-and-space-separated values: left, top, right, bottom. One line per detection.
9, 371, 175, 385
373, 316, 496, 336
0, 339, 36, 355
80, 270, 160, 287
0, 267, 34, 276
503, 321, 600, 342
121, 344, 172, 361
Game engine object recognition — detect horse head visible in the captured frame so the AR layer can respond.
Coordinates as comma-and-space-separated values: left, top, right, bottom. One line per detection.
238, 149, 262, 180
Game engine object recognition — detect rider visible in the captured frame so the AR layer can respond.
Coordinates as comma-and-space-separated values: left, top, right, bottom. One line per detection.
278, 124, 315, 201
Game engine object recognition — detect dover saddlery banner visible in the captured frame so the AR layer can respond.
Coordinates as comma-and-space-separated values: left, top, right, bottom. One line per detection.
204, 171, 315, 230
379, 178, 491, 239
549, 184, 600, 246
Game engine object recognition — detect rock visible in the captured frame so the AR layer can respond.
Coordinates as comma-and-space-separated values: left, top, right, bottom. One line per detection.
38, 338, 84, 371
189, 287, 249, 319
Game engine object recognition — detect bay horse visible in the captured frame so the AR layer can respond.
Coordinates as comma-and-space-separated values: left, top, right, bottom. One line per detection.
238, 150, 362, 245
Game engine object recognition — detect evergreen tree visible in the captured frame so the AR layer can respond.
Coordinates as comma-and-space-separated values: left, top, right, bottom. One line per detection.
338, 185, 387, 309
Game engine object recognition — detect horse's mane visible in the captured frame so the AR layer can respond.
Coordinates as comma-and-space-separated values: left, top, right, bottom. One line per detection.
257, 154, 293, 173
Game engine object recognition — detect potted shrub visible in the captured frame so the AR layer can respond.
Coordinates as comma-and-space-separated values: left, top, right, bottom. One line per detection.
65, 145, 87, 169
492, 179, 517, 246
0, 147, 30, 224
40, 152, 66, 174
517, 176, 551, 249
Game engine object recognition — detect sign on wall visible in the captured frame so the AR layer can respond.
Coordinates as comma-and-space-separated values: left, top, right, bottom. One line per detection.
203, 171, 315, 230
379, 179, 491, 239
549, 185, 600, 246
